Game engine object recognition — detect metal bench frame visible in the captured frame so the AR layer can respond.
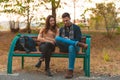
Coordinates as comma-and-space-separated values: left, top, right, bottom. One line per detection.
7, 33, 91, 77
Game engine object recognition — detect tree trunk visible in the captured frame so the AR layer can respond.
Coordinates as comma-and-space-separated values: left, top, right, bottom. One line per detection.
52, 7, 56, 20
9, 20, 19, 33
51, 0, 56, 21
26, 1, 31, 33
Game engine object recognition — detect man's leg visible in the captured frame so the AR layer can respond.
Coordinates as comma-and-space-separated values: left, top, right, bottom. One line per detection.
55, 36, 88, 49
55, 36, 78, 46
64, 45, 76, 78
56, 40, 69, 52
65, 45, 80, 78
68, 45, 76, 70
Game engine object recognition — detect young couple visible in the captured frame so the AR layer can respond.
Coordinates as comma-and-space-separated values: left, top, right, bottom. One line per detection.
35, 12, 88, 78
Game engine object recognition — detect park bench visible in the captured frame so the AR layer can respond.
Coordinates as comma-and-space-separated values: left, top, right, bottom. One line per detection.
7, 33, 91, 77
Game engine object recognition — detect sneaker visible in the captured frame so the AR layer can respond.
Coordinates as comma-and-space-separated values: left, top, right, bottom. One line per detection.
65, 70, 73, 79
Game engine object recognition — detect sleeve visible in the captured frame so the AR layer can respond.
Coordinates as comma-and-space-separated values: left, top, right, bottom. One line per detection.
37, 28, 44, 41
74, 26, 82, 42
59, 28, 62, 37
56, 28, 60, 36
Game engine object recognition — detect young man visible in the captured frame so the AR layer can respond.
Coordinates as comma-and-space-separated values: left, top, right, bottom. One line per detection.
55, 12, 87, 78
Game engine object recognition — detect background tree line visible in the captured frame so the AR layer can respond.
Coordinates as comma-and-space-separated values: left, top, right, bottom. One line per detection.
0, 0, 120, 38
89, 2, 119, 37
0, 0, 60, 33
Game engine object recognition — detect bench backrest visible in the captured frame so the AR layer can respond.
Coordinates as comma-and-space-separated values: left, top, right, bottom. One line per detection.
11, 33, 91, 55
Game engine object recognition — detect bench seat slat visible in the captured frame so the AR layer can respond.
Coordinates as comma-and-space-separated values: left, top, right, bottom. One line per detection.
14, 50, 83, 54
13, 52, 85, 58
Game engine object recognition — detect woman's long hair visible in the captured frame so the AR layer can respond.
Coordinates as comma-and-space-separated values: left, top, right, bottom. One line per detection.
44, 15, 57, 34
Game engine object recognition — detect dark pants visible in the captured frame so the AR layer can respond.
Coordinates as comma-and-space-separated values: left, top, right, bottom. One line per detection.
39, 42, 55, 70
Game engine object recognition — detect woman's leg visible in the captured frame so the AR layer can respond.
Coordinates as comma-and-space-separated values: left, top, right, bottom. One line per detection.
45, 52, 51, 71
44, 52, 53, 76
44, 43, 55, 76
35, 53, 45, 68
35, 42, 47, 68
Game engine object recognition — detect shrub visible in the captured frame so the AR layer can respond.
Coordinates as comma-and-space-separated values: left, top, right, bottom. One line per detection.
103, 48, 111, 62
77, 23, 86, 28
116, 26, 120, 33
57, 22, 64, 28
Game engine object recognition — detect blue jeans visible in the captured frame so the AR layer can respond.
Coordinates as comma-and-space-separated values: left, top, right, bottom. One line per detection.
55, 36, 80, 70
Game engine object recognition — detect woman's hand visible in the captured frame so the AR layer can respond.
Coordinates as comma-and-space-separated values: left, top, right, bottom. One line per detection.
44, 37, 55, 45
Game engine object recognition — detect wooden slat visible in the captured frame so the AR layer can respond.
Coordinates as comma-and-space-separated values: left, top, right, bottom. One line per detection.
14, 50, 83, 54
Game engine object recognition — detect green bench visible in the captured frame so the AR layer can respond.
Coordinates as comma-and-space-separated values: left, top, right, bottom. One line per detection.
7, 33, 91, 77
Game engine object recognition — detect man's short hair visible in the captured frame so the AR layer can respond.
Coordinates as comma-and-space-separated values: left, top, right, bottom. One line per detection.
62, 12, 70, 18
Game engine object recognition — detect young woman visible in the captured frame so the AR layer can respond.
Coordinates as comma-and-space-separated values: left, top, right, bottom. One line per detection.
35, 15, 58, 76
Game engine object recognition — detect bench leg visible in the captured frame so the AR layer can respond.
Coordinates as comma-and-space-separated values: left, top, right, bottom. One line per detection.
21, 56, 24, 69
87, 56, 90, 77
83, 58, 86, 72
7, 53, 13, 74
84, 56, 90, 77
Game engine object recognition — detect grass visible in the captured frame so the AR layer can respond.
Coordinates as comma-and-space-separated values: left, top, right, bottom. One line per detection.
0, 31, 120, 76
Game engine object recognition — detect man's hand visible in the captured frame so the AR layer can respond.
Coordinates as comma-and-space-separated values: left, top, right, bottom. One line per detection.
64, 37, 70, 40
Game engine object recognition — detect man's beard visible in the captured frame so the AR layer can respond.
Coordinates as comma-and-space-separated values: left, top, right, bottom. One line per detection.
65, 22, 72, 27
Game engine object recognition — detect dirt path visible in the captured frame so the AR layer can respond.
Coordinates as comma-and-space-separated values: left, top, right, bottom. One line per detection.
0, 71, 120, 80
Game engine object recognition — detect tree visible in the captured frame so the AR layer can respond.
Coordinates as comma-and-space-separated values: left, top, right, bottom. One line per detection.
0, 0, 27, 32
0, 0, 8, 3
89, 2, 118, 38
42, 0, 60, 20
1, 0, 60, 33
51, 0, 60, 20
0, 0, 19, 32
0, 0, 41, 33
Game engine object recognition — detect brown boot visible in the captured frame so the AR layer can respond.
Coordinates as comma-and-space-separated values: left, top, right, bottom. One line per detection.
65, 70, 73, 79
77, 42, 88, 49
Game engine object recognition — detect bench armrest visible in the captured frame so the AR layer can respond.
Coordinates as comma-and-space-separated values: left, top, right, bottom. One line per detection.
86, 36, 91, 56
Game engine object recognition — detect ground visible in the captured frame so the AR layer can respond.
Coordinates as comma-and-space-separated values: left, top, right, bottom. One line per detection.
0, 31, 120, 80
